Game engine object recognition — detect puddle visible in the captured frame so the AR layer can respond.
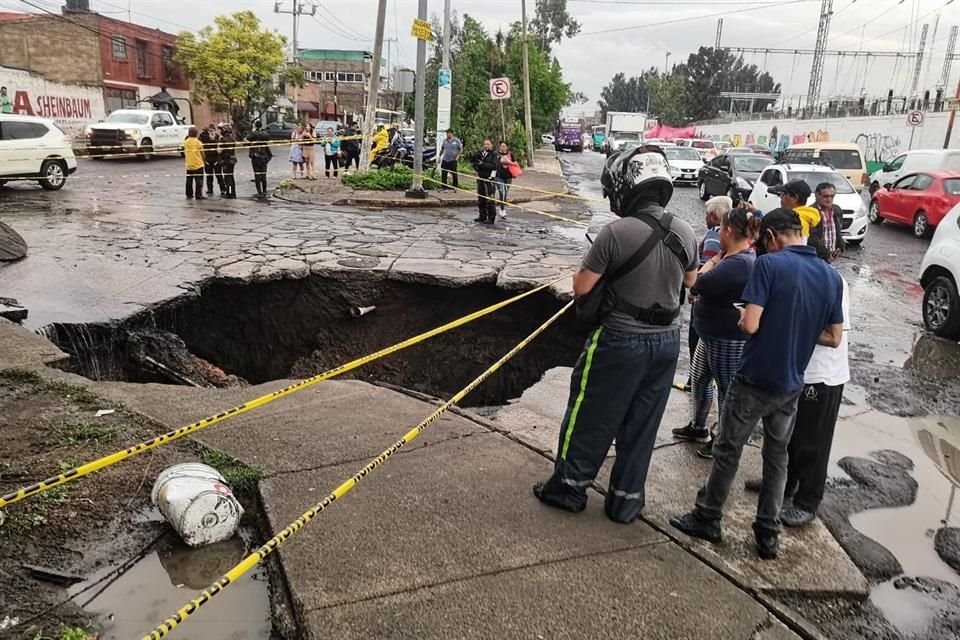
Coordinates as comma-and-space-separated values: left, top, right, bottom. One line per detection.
829, 402, 960, 633
71, 528, 271, 639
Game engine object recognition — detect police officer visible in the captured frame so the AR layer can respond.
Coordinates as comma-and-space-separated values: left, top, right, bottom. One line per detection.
198, 124, 224, 196
218, 124, 237, 199
471, 139, 500, 224
534, 146, 699, 524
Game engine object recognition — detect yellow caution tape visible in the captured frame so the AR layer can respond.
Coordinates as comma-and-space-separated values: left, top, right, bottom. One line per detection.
0, 274, 572, 510
419, 173, 589, 227
141, 298, 575, 640
429, 165, 607, 204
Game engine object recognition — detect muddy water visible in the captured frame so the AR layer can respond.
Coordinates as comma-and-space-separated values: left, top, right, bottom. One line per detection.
70, 519, 271, 640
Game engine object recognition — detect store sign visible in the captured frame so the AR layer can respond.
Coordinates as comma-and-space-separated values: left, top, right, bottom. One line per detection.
0, 67, 105, 138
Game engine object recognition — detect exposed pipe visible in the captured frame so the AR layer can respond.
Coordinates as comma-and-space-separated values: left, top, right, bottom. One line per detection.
350, 305, 377, 318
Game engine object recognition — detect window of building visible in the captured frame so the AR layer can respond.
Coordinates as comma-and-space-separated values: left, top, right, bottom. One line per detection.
136, 40, 149, 78
336, 72, 362, 83
161, 46, 175, 82
111, 35, 127, 61
324, 71, 335, 81
104, 87, 138, 114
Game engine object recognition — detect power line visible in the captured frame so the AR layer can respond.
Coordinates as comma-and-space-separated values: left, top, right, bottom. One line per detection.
577, 0, 818, 36
858, 0, 955, 49
317, 2, 372, 41
308, 13, 368, 42
828, 0, 904, 43
93, 0, 198, 33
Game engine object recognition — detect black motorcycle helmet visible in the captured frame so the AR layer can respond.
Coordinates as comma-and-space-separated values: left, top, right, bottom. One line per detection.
601, 144, 674, 216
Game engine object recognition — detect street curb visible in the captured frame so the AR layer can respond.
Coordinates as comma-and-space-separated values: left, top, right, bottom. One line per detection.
271, 190, 564, 209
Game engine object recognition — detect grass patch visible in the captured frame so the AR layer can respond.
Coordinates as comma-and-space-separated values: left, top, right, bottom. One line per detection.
45, 381, 100, 407
200, 448, 263, 496
0, 368, 43, 385
277, 178, 304, 191
342, 164, 414, 191
2, 486, 69, 536
60, 423, 116, 445
31, 627, 95, 640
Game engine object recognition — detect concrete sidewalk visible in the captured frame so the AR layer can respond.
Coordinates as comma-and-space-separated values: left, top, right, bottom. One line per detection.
94, 373, 807, 639
277, 148, 568, 209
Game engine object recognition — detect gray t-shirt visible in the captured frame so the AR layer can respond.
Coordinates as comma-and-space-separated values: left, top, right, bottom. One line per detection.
582, 204, 699, 333
440, 137, 463, 162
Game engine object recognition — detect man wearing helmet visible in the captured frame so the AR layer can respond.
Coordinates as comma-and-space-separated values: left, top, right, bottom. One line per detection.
533, 146, 699, 524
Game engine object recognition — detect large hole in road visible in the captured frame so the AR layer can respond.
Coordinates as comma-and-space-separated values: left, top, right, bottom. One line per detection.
41, 272, 587, 407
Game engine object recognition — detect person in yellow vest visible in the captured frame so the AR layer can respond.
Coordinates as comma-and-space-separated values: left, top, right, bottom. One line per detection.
369, 125, 391, 165
183, 127, 206, 200
745, 179, 823, 250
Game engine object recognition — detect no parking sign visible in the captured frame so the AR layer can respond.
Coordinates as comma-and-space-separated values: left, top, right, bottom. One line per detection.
489, 77, 511, 100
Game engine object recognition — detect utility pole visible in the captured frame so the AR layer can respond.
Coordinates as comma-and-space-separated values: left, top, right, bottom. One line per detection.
360, 0, 387, 171
406, 0, 428, 197
911, 23, 929, 94
940, 26, 958, 88
715, 18, 723, 49
806, 0, 833, 116
945, 72, 960, 149
521, 0, 535, 167
275, 0, 316, 121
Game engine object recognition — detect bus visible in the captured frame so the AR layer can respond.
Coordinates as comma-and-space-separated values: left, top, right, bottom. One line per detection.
554, 117, 586, 152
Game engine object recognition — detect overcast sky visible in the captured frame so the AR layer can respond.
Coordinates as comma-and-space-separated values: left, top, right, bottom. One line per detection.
10, 0, 960, 115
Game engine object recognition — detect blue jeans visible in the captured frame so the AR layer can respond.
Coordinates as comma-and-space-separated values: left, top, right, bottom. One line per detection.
539, 326, 681, 523
495, 176, 512, 210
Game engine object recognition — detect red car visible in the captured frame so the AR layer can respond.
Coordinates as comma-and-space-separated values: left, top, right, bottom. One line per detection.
868, 171, 960, 238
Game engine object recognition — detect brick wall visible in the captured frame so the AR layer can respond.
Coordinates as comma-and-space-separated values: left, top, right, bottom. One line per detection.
0, 14, 101, 84
96, 15, 188, 91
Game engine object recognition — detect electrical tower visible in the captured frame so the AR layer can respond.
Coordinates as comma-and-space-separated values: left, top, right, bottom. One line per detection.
806, 0, 834, 114
910, 23, 929, 94
940, 26, 958, 88
715, 19, 723, 49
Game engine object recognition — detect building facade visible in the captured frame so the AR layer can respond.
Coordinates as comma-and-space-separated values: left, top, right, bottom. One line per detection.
292, 49, 391, 121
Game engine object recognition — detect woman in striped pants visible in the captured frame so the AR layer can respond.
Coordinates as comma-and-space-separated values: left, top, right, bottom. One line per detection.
672, 208, 760, 457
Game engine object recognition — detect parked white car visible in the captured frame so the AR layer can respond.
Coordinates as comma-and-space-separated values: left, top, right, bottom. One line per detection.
689, 138, 720, 161
747, 163, 869, 245
84, 109, 190, 159
919, 202, 960, 338
0, 114, 78, 190
869, 149, 960, 194
541, 133, 555, 145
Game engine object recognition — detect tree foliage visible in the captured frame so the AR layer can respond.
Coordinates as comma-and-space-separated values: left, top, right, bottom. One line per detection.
530, 0, 581, 52
422, 13, 572, 165
175, 11, 304, 131
598, 47, 781, 123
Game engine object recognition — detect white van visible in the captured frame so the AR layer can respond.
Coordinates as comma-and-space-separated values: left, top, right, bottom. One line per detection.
0, 114, 78, 190
869, 149, 960, 194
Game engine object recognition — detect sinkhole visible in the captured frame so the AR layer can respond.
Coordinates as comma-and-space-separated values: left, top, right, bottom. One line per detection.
41, 272, 588, 407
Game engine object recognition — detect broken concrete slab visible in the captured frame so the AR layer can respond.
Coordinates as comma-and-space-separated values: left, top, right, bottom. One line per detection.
0, 318, 67, 368
261, 431, 665, 615
0, 297, 27, 323
0, 221, 27, 261
306, 543, 800, 640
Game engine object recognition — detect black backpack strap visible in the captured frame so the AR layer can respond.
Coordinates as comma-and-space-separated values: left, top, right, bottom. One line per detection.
606, 213, 666, 284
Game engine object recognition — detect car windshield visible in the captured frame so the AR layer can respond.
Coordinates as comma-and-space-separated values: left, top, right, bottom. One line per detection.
733, 156, 773, 172
943, 178, 960, 195
665, 147, 701, 161
691, 140, 714, 149
819, 149, 863, 170
105, 112, 149, 125
613, 133, 642, 141
787, 171, 856, 194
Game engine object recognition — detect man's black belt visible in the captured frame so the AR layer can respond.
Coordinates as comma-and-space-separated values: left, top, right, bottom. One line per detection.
613, 300, 680, 326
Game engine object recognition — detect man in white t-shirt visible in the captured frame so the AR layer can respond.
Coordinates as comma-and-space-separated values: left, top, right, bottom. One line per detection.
746, 273, 850, 527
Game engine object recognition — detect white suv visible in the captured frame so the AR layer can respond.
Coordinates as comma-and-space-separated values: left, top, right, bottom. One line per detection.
0, 114, 78, 190
747, 163, 869, 245
920, 203, 960, 338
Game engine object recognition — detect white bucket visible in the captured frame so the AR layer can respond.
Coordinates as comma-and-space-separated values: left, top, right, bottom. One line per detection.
151, 463, 244, 548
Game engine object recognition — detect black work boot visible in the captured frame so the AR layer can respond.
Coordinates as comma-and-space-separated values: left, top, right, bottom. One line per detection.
672, 421, 710, 443
533, 481, 586, 514
669, 511, 722, 543
753, 524, 779, 560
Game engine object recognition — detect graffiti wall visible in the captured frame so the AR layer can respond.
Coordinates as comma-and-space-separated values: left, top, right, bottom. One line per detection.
1, 66, 106, 139
695, 111, 954, 173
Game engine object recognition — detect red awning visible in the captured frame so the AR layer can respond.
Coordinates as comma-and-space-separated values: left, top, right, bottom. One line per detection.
297, 100, 319, 115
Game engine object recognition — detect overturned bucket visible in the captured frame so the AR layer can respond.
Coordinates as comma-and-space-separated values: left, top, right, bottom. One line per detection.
151, 463, 244, 548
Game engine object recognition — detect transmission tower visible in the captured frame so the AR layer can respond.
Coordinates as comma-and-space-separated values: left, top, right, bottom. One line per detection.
940, 25, 958, 87
806, 0, 834, 113
715, 18, 723, 49
910, 23, 929, 94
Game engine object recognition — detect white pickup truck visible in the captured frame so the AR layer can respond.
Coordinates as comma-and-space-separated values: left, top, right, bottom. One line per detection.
84, 109, 190, 159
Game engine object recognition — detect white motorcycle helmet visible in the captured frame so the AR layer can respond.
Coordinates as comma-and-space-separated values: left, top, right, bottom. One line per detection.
601, 145, 673, 216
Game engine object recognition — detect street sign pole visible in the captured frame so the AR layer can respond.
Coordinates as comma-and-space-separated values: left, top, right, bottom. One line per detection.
521, 0, 535, 168
407, 0, 429, 198
906, 110, 924, 150
945, 75, 960, 149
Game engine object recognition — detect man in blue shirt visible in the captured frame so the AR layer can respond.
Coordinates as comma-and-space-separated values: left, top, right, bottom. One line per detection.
670, 208, 844, 559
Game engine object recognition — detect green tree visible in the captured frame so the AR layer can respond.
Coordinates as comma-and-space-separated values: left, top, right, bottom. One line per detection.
647, 71, 687, 125
682, 47, 781, 121
531, 0, 581, 52
175, 11, 304, 131
597, 71, 656, 117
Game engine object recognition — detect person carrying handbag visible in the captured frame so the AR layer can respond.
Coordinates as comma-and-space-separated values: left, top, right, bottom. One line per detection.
495, 142, 522, 218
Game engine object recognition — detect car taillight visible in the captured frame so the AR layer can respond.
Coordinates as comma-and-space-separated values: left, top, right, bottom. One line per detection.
861, 173, 868, 185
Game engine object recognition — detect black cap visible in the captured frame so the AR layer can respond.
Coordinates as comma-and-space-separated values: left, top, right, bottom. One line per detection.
769, 179, 812, 203
759, 208, 803, 234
